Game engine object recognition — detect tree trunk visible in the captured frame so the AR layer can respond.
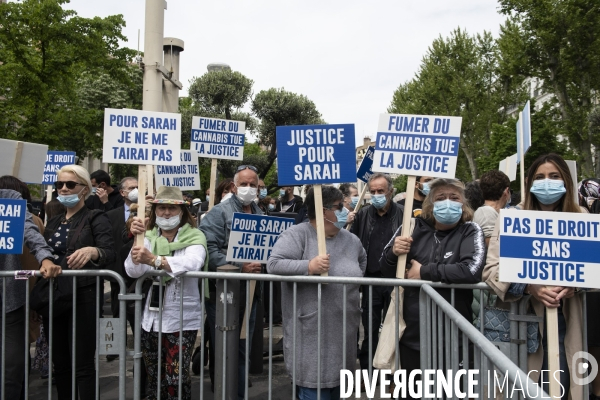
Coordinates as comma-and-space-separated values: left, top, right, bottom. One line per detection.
460, 138, 478, 180
578, 139, 594, 179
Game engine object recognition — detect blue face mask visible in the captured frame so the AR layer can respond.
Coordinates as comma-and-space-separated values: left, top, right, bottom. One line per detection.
530, 179, 566, 205
259, 189, 268, 199
433, 200, 463, 225
280, 189, 285, 197
268, 204, 275, 211
420, 182, 431, 196
58, 191, 84, 208
371, 194, 387, 209
91, 187, 97, 195
328, 206, 348, 230
350, 196, 359, 209
206, 195, 210, 201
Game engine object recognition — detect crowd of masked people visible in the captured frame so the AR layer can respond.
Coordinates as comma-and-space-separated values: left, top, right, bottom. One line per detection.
2, 152, 600, 400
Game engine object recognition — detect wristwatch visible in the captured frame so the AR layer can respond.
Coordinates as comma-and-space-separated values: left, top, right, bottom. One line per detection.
154, 256, 162, 269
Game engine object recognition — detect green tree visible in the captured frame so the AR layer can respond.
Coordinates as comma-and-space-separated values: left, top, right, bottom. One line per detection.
0, 0, 137, 158
251, 88, 323, 182
497, 0, 600, 176
389, 29, 511, 181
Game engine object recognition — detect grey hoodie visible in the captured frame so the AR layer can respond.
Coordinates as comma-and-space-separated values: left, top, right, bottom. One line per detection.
0, 189, 54, 313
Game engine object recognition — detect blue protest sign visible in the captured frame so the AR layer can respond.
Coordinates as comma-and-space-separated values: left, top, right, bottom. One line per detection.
499, 209, 600, 288
357, 146, 375, 183
372, 114, 462, 178
102, 108, 181, 166
0, 199, 26, 254
190, 116, 245, 161
226, 213, 294, 263
276, 124, 356, 185
43, 151, 76, 184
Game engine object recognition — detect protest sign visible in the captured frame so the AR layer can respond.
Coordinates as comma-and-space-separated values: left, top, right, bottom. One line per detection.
102, 108, 181, 166
516, 101, 532, 162
43, 151, 76, 185
226, 213, 294, 264
498, 153, 518, 182
498, 209, 600, 288
0, 199, 27, 254
373, 113, 462, 278
372, 114, 462, 178
190, 116, 245, 161
0, 139, 48, 184
357, 146, 375, 183
276, 124, 356, 185
155, 150, 201, 191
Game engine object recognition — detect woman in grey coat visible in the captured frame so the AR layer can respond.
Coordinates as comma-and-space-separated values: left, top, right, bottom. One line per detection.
267, 186, 367, 400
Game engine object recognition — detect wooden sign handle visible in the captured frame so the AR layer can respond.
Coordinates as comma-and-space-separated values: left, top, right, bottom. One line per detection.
313, 185, 328, 277
147, 165, 154, 197
546, 305, 561, 398
136, 165, 147, 247
396, 176, 416, 279
208, 159, 217, 210
240, 280, 256, 339
345, 184, 369, 230
12, 141, 23, 176
518, 114, 526, 203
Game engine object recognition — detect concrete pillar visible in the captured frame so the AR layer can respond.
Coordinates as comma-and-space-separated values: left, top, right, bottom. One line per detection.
162, 38, 184, 113
142, 0, 164, 112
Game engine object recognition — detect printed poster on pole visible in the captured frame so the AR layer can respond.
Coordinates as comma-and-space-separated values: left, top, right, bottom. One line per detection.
190, 116, 245, 161
155, 150, 201, 191
43, 151, 76, 185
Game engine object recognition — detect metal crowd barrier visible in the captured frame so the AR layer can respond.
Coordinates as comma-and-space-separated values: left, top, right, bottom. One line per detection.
2, 269, 586, 399
0, 270, 128, 400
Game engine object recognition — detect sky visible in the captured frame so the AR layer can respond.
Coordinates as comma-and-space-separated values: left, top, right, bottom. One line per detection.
65, 0, 506, 146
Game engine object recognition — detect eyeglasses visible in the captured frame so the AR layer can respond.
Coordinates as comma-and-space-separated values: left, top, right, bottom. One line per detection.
236, 165, 258, 173
55, 181, 85, 190
324, 202, 344, 211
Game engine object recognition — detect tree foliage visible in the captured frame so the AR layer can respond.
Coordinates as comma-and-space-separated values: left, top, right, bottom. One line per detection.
0, 0, 137, 159
498, 0, 600, 177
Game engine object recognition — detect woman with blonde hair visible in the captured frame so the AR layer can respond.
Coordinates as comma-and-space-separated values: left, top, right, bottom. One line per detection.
381, 178, 485, 399
43, 164, 115, 399
483, 153, 584, 399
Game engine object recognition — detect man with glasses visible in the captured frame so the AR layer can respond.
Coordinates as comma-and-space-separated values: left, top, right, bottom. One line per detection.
199, 165, 263, 398
351, 172, 405, 378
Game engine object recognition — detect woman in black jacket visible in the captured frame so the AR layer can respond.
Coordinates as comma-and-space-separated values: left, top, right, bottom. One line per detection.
381, 178, 485, 398
44, 165, 115, 400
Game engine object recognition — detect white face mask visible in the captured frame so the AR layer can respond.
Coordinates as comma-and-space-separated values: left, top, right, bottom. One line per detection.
156, 214, 181, 231
236, 185, 257, 205
127, 188, 138, 203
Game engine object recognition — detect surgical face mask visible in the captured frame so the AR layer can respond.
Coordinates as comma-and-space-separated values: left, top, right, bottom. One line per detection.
420, 182, 431, 196
279, 189, 286, 197
371, 194, 388, 209
156, 214, 181, 231
91, 187, 97, 195
433, 200, 463, 225
57, 188, 85, 209
268, 204, 275, 211
350, 196, 359, 209
236, 185, 258, 205
206, 195, 210, 201
530, 179, 566, 205
127, 188, 138, 203
325, 206, 348, 230
259, 188, 268, 199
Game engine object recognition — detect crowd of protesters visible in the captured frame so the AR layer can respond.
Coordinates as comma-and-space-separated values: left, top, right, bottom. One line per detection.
1, 151, 599, 400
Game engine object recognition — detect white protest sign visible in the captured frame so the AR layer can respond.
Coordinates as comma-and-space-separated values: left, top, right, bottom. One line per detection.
226, 213, 294, 264
0, 139, 48, 184
498, 153, 518, 182
373, 114, 462, 178
154, 150, 201, 191
499, 209, 600, 288
102, 108, 181, 165
190, 116, 245, 160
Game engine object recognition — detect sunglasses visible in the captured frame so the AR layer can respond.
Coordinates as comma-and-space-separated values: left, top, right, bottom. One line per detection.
55, 181, 86, 190
324, 202, 344, 211
236, 165, 258, 173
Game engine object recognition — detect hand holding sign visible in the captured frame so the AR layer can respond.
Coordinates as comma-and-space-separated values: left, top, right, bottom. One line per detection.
308, 254, 330, 275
